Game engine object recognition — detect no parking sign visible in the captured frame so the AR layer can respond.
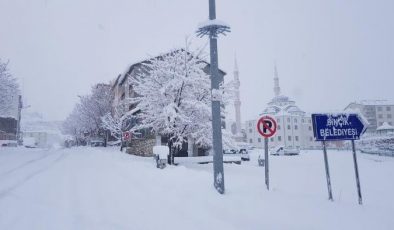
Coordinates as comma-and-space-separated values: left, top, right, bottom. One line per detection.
257, 116, 277, 138
256, 115, 277, 190
123, 131, 131, 141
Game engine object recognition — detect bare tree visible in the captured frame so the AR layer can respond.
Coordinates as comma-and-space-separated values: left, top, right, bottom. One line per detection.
63, 83, 113, 144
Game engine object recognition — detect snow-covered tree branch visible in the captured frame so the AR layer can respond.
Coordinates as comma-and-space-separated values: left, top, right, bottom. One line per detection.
0, 59, 19, 118
128, 43, 234, 161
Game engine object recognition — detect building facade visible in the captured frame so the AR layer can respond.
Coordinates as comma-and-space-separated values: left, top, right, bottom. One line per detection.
245, 65, 319, 149
345, 100, 394, 133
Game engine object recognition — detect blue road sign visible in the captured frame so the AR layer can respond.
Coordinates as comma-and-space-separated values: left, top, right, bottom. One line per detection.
311, 113, 368, 141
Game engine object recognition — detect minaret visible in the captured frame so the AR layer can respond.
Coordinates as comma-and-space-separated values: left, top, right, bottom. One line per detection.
234, 55, 242, 134
273, 63, 281, 97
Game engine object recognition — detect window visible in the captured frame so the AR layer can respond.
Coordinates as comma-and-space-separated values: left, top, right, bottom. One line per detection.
379, 122, 383, 126
308, 126, 312, 131
295, 136, 299, 141
387, 107, 391, 111
294, 118, 297, 123
249, 139, 253, 143
378, 114, 383, 119
294, 125, 298, 130
388, 114, 392, 119
258, 138, 261, 143
378, 107, 383, 111
287, 125, 291, 130
308, 119, 311, 123
287, 118, 290, 122
288, 136, 291, 141
277, 118, 280, 122
302, 119, 305, 123
249, 129, 252, 133
389, 122, 393, 125
278, 125, 281, 130
270, 137, 274, 142
249, 122, 252, 127
278, 136, 282, 141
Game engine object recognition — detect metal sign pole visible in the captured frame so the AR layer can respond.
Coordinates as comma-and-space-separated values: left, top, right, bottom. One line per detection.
322, 140, 333, 201
265, 137, 269, 190
351, 140, 363, 205
256, 116, 276, 191
196, 1, 230, 194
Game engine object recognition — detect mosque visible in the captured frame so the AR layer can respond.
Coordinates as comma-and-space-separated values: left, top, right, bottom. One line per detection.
244, 65, 321, 149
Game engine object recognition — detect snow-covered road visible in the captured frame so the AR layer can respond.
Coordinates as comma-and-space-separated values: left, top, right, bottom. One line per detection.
0, 147, 393, 230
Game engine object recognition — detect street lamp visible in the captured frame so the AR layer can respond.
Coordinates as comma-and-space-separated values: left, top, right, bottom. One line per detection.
196, 0, 230, 194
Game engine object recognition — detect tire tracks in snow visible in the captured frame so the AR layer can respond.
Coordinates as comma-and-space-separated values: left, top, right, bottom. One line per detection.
0, 151, 69, 199
0, 152, 53, 178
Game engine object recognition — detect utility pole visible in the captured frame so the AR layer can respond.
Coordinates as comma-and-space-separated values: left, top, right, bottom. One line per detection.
197, 0, 230, 194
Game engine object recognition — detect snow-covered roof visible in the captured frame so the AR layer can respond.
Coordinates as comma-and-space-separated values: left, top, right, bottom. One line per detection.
271, 95, 292, 103
261, 94, 305, 117
114, 49, 227, 87
352, 100, 394, 106
377, 122, 394, 131
263, 107, 278, 114
287, 106, 303, 113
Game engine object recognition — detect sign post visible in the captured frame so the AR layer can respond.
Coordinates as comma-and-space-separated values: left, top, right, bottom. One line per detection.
312, 113, 367, 204
351, 140, 363, 205
257, 116, 277, 190
264, 138, 269, 190
322, 140, 333, 201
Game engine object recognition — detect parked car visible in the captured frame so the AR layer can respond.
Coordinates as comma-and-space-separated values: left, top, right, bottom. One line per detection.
223, 148, 250, 161
1, 140, 18, 147
270, 146, 300, 156
90, 138, 105, 147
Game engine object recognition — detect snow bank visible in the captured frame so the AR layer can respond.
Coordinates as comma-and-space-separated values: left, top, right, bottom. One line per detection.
0, 147, 393, 229
174, 155, 241, 164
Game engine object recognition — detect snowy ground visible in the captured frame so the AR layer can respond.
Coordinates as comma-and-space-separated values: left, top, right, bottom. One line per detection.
0, 147, 393, 230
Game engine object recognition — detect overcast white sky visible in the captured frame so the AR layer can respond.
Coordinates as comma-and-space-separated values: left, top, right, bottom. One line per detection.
1, 0, 393, 122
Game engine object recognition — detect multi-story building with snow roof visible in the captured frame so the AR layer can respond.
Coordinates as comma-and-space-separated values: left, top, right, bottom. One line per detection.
345, 100, 394, 133
111, 50, 227, 157
245, 65, 320, 149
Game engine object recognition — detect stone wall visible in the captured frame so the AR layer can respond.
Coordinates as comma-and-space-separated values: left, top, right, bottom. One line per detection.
126, 138, 156, 156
